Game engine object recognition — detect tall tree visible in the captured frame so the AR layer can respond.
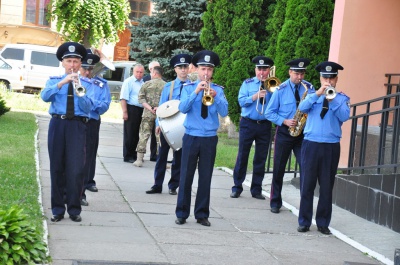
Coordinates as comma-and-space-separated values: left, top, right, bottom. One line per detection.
273, 0, 334, 84
201, 0, 275, 128
47, 0, 130, 47
130, 0, 206, 79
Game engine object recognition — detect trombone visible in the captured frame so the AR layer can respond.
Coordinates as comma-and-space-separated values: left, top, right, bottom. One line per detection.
202, 75, 214, 106
256, 74, 266, 115
256, 66, 281, 115
71, 69, 86, 97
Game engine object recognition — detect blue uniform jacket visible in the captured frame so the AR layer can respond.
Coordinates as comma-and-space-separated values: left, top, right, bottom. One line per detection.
299, 90, 350, 143
238, 77, 272, 120
89, 76, 111, 120
265, 79, 314, 126
179, 80, 228, 137
41, 74, 94, 117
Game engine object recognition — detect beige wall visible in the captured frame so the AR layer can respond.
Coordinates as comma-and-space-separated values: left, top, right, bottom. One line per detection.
0, 0, 24, 24
330, 0, 400, 167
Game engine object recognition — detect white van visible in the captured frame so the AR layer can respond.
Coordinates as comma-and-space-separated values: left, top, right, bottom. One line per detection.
0, 55, 24, 92
0, 44, 64, 91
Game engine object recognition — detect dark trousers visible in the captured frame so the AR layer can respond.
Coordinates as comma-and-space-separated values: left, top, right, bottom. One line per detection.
298, 140, 340, 227
153, 133, 181, 190
232, 118, 271, 195
48, 118, 86, 216
123, 104, 157, 161
123, 105, 143, 160
82, 118, 101, 199
270, 125, 303, 209
150, 123, 157, 160
176, 134, 218, 219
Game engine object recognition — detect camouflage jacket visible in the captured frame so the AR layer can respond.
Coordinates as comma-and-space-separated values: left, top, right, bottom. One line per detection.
138, 77, 166, 118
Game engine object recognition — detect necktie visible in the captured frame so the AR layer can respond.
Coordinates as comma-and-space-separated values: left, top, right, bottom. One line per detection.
179, 81, 184, 96
294, 84, 300, 106
66, 82, 74, 119
201, 91, 208, 119
320, 97, 329, 119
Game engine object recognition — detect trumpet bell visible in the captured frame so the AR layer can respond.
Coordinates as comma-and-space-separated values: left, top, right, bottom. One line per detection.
264, 77, 281, 93
202, 95, 214, 106
75, 86, 86, 97
325, 86, 336, 100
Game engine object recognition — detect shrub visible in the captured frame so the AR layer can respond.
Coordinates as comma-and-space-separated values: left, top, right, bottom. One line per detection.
0, 205, 50, 264
0, 93, 10, 117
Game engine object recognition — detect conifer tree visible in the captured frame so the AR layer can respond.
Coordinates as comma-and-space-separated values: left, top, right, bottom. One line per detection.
273, 0, 334, 84
130, 0, 206, 79
201, 0, 274, 128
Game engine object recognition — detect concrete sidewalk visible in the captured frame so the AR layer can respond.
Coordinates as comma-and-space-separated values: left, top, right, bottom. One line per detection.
36, 113, 399, 265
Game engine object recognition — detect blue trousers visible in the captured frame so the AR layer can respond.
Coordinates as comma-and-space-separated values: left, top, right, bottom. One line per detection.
176, 134, 218, 219
48, 118, 86, 216
152, 133, 181, 190
232, 118, 271, 195
270, 125, 303, 209
298, 140, 340, 227
82, 118, 101, 199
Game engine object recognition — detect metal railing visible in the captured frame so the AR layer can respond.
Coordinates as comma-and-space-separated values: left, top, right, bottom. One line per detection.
339, 74, 400, 174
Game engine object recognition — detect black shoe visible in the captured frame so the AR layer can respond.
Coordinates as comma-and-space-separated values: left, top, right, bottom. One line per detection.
80, 198, 89, 206
297, 225, 310, 232
169, 189, 177, 195
146, 188, 162, 194
252, 194, 266, 200
51, 215, 64, 222
87, 186, 98, 192
124, 158, 135, 163
317, 226, 331, 235
196, 218, 211, 227
70, 215, 82, 222
175, 218, 186, 225
270, 207, 280, 214
150, 157, 157, 162
230, 191, 240, 198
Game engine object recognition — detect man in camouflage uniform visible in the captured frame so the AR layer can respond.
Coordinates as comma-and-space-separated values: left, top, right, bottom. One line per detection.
187, 63, 198, 82
134, 66, 166, 167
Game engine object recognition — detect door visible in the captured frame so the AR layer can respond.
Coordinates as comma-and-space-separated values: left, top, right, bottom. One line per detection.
26, 50, 63, 89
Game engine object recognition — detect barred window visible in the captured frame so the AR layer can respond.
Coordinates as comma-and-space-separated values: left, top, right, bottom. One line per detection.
128, 0, 150, 20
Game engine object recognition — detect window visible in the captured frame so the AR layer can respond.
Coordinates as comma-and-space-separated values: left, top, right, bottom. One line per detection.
103, 67, 125, 82
25, 0, 51, 26
31, 51, 59, 67
1, 48, 24, 61
0, 58, 12, 70
128, 0, 150, 20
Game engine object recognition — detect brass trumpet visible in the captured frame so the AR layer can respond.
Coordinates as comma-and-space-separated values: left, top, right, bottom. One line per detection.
325, 86, 336, 100
202, 75, 214, 106
71, 69, 85, 97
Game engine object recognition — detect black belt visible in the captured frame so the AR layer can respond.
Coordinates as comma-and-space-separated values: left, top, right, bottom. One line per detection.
52, 114, 89, 123
242, 117, 269, 124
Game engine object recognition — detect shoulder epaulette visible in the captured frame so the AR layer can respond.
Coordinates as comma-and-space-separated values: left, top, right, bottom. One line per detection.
212, 83, 224, 89
277, 82, 287, 90
95, 76, 107, 83
245, 78, 254, 83
93, 79, 104, 88
49, 76, 62, 79
339, 91, 350, 100
81, 77, 92, 84
183, 81, 196, 86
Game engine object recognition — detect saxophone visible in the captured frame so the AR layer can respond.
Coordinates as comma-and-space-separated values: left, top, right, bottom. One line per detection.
288, 81, 308, 137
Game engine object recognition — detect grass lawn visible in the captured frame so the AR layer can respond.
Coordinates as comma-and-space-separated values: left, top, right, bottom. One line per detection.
0, 111, 44, 234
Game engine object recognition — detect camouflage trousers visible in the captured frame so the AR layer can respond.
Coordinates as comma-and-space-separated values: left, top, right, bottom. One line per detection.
136, 117, 156, 154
